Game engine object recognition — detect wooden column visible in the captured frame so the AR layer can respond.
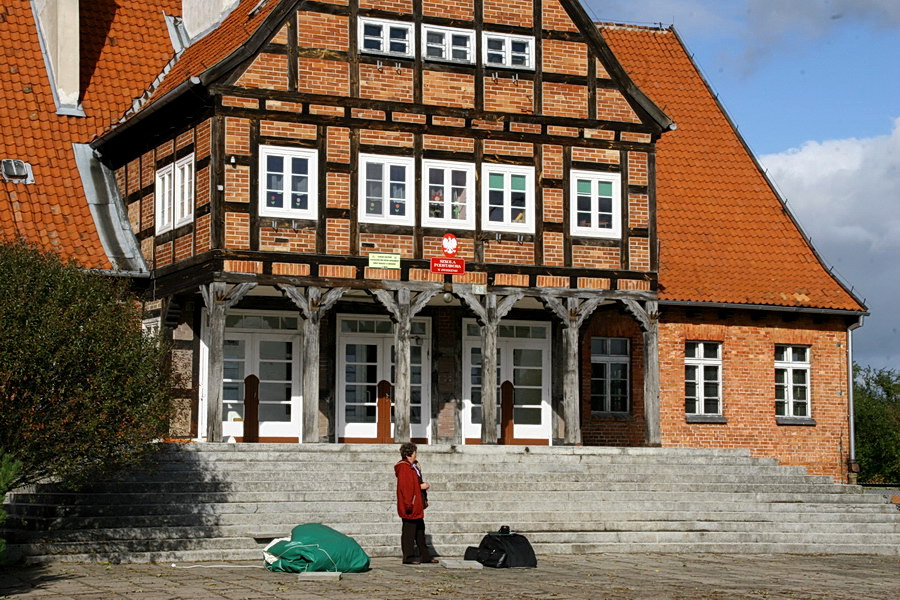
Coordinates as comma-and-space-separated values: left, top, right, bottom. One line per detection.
372, 286, 440, 443
200, 281, 256, 442
280, 285, 348, 443
541, 294, 606, 445
457, 290, 523, 444
624, 299, 661, 446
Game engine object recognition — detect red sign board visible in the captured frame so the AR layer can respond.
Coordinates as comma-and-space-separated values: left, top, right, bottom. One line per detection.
430, 257, 465, 274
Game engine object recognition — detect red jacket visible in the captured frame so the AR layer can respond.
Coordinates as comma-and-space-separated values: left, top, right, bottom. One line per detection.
395, 459, 425, 520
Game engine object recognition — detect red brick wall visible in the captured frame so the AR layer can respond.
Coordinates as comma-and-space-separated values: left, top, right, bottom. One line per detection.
543, 40, 587, 75
359, 64, 413, 103
483, 78, 534, 114
298, 12, 348, 50
581, 306, 646, 446
658, 309, 852, 481
543, 0, 578, 31
484, 0, 532, 27
235, 53, 289, 90
299, 58, 349, 96
423, 71, 475, 109
423, 0, 472, 20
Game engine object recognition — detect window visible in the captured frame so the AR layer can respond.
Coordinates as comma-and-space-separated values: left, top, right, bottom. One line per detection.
422, 160, 475, 229
775, 345, 811, 418
590, 338, 630, 413
359, 154, 415, 225
359, 18, 413, 57
685, 341, 722, 416
174, 156, 194, 226
258, 146, 318, 219
483, 32, 534, 69
423, 25, 474, 63
570, 171, 621, 238
155, 153, 194, 233
482, 164, 534, 233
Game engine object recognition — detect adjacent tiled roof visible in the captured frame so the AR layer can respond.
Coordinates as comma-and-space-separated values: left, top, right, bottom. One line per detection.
0, 0, 179, 269
601, 25, 864, 312
123, 0, 283, 119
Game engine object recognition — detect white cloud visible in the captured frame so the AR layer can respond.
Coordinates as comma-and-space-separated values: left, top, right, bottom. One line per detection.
761, 118, 900, 252
760, 119, 900, 369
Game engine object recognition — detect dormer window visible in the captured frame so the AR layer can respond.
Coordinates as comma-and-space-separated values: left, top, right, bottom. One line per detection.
423, 25, 474, 63
483, 32, 534, 69
359, 18, 414, 58
1, 159, 34, 184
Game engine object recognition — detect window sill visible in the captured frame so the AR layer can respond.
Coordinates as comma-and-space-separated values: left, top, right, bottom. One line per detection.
686, 414, 727, 424
776, 416, 817, 426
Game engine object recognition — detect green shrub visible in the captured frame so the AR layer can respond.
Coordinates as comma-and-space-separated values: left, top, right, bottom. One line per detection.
854, 364, 900, 483
0, 241, 173, 490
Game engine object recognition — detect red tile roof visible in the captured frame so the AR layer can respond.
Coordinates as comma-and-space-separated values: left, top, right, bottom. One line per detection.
126, 0, 282, 117
601, 25, 864, 312
0, 0, 180, 269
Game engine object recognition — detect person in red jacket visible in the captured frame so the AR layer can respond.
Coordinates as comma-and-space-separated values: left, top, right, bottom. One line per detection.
395, 442, 436, 564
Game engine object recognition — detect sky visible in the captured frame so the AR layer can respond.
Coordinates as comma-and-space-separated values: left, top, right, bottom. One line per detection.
583, 0, 900, 371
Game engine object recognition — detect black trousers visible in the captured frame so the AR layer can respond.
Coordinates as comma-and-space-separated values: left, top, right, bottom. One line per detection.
400, 518, 431, 562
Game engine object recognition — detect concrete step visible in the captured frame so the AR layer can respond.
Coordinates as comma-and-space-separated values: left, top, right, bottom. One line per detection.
13, 531, 899, 566
11, 480, 856, 496
14, 488, 887, 507
6, 443, 899, 563
18, 515, 900, 546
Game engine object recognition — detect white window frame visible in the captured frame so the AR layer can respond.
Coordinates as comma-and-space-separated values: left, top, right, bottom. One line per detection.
483, 32, 534, 69
775, 344, 811, 418
422, 25, 474, 63
481, 163, 534, 234
358, 154, 416, 226
258, 145, 318, 220
155, 164, 174, 233
173, 154, 194, 228
359, 17, 414, 58
684, 341, 723, 416
590, 337, 630, 413
155, 153, 194, 233
570, 170, 622, 239
422, 159, 476, 230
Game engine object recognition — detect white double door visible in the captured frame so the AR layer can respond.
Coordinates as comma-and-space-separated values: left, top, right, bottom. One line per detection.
462, 320, 552, 443
221, 332, 301, 440
337, 316, 431, 442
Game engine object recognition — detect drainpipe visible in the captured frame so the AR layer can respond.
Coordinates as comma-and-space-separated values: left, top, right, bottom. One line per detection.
847, 316, 864, 483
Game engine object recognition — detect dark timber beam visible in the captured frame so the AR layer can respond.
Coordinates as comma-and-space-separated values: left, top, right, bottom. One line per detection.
280, 285, 349, 443
199, 281, 257, 442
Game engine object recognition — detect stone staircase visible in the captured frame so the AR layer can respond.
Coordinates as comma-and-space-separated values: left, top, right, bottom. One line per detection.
3, 444, 899, 564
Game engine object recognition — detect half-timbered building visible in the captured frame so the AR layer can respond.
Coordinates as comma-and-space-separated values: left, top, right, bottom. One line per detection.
3, 0, 866, 482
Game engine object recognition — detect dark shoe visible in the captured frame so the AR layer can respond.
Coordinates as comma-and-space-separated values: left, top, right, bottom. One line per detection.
421, 558, 439, 564
403, 560, 420, 565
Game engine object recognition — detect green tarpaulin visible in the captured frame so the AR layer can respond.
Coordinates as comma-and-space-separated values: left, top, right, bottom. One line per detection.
263, 523, 370, 573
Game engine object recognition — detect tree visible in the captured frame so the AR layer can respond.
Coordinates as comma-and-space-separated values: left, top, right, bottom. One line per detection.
0, 453, 21, 559
854, 364, 900, 483
0, 241, 173, 490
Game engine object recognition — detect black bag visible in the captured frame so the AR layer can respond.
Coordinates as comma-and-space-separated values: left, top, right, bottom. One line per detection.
475, 532, 537, 568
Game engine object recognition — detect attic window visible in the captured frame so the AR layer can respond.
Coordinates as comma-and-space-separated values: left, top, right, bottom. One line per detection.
1, 159, 35, 184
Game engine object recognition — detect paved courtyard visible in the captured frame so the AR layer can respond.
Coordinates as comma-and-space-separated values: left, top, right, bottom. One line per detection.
2, 553, 898, 599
